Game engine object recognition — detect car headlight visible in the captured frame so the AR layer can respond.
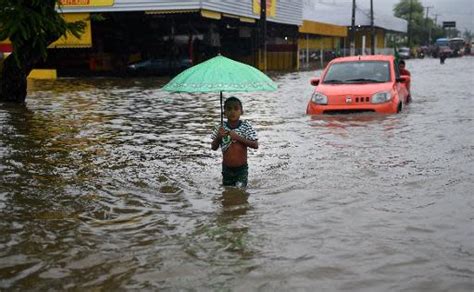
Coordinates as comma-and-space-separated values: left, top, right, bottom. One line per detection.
311, 92, 328, 105
371, 91, 391, 104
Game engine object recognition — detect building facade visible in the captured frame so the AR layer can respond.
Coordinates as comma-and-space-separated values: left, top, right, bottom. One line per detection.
49, 0, 303, 75
0, 0, 408, 77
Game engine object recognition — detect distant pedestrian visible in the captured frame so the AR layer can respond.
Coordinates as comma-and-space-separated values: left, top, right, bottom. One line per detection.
440, 53, 447, 64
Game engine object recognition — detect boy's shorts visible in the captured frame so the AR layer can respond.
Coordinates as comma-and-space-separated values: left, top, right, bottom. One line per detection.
222, 164, 248, 187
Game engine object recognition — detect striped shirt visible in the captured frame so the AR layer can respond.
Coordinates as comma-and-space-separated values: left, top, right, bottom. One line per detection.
211, 120, 258, 153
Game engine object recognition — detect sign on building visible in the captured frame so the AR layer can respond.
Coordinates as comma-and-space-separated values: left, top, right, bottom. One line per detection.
253, 0, 277, 17
442, 21, 456, 28
60, 0, 114, 6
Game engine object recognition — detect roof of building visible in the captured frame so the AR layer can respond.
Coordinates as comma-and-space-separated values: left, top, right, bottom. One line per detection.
303, 0, 407, 33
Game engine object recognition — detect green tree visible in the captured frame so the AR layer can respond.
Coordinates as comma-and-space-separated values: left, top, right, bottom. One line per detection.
0, 0, 85, 103
430, 25, 446, 43
393, 0, 425, 47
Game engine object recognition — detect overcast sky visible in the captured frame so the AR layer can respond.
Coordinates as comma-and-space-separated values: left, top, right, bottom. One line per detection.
325, 0, 474, 32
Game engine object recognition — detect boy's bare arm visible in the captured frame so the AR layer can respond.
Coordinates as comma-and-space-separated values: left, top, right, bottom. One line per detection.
228, 131, 259, 149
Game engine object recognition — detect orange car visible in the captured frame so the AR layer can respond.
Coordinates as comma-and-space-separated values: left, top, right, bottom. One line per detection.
306, 55, 411, 115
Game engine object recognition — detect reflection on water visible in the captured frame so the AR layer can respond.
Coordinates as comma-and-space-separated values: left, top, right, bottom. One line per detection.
1, 58, 474, 290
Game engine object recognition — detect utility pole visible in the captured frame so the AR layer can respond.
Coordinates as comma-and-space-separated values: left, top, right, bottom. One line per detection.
433, 13, 440, 26
260, 0, 267, 71
350, 0, 356, 56
370, 0, 375, 55
407, 0, 413, 48
424, 5, 434, 45
433, 13, 441, 40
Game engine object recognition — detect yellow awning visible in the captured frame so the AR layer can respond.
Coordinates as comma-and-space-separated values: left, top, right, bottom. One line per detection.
201, 9, 221, 20
239, 17, 256, 23
222, 13, 256, 23
299, 20, 347, 37
50, 13, 92, 48
145, 9, 198, 15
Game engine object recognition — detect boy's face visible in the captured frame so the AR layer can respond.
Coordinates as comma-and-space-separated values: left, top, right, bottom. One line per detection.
224, 101, 242, 122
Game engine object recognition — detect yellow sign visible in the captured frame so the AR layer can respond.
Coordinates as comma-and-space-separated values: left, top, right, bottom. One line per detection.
1, 13, 92, 50
50, 13, 92, 48
253, 0, 276, 18
60, 0, 114, 7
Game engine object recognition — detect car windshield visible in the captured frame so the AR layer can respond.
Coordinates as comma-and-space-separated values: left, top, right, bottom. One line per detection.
323, 61, 391, 84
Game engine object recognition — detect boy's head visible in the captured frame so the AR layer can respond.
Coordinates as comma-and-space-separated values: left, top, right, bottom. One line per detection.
224, 96, 243, 113
223, 97, 243, 122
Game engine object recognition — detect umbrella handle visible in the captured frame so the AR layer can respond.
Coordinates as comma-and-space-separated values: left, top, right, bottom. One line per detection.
220, 91, 223, 127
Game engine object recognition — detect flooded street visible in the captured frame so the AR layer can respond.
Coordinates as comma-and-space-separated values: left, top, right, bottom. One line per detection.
1, 56, 473, 291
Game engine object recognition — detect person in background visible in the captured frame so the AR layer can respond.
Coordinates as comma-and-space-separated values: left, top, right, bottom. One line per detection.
398, 60, 410, 76
398, 60, 411, 102
440, 52, 447, 64
211, 97, 258, 188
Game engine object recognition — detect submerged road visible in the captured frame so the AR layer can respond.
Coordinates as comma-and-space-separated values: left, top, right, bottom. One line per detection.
0, 56, 473, 290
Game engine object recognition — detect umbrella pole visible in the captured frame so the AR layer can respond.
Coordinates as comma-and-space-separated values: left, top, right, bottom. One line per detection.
220, 91, 223, 127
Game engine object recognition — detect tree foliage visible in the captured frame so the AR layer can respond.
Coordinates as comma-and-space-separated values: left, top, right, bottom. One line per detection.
393, 0, 457, 46
393, 0, 424, 20
393, 0, 426, 46
0, 0, 86, 102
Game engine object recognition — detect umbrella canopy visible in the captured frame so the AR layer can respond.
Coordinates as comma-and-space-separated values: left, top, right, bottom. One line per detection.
162, 55, 277, 93
162, 55, 277, 125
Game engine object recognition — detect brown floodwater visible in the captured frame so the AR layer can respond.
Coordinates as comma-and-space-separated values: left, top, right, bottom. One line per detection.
1, 57, 473, 291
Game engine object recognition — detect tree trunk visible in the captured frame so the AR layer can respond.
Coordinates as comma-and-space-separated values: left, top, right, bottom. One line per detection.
0, 1, 66, 103
0, 54, 30, 103
0, 44, 51, 104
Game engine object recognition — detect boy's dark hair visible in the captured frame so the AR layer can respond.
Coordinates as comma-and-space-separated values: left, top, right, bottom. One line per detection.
399, 60, 406, 65
224, 96, 243, 113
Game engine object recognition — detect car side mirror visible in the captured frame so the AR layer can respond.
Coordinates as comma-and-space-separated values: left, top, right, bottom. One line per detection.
310, 77, 320, 86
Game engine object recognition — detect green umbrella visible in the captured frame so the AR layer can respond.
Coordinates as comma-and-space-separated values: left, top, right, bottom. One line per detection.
162, 55, 277, 126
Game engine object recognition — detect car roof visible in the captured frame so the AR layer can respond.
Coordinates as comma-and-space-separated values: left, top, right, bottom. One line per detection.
329, 55, 394, 64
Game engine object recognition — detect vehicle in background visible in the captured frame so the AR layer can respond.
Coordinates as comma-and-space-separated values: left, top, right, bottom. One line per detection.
127, 57, 192, 76
467, 41, 474, 55
398, 47, 411, 59
433, 38, 449, 58
306, 55, 410, 115
438, 46, 453, 57
435, 38, 449, 47
416, 46, 429, 58
448, 37, 465, 57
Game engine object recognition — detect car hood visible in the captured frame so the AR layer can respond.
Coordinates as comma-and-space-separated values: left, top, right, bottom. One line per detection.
316, 82, 392, 96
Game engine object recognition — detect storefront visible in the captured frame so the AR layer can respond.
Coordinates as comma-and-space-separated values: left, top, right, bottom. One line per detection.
3, 0, 305, 77
298, 20, 347, 69
53, 0, 303, 74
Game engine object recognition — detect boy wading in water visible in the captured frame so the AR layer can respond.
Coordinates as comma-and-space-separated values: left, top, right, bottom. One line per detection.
211, 97, 258, 187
